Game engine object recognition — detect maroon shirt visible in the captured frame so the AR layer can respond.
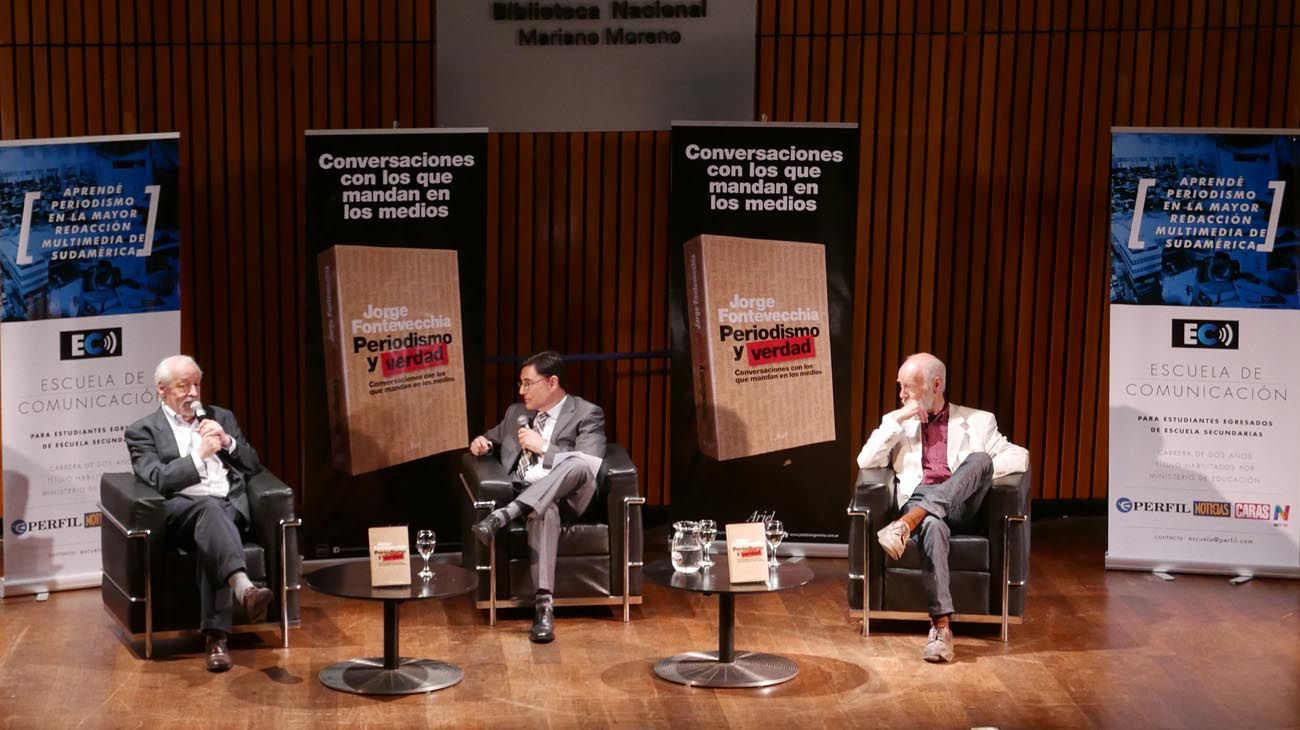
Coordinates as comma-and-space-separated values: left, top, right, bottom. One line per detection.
920, 404, 951, 485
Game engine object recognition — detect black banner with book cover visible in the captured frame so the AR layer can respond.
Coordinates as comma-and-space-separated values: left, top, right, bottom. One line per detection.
303, 128, 487, 557
669, 121, 859, 548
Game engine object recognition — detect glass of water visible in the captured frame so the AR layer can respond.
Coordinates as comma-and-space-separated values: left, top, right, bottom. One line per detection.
764, 520, 785, 568
670, 521, 703, 573
416, 529, 436, 580
697, 519, 717, 568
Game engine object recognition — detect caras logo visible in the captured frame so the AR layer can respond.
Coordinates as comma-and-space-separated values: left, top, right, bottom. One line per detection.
1171, 319, 1238, 350
60, 327, 123, 360
1234, 502, 1271, 520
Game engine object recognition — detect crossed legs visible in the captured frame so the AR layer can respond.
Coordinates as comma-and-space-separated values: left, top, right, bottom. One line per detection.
876, 452, 993, 661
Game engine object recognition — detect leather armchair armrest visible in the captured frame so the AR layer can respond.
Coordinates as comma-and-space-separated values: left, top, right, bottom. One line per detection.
460, 452, 514, 505
100, 472, 167, 534
99, 472, 167, 605
600, 444, 641, 596
459, 453, 514, 597
245, 470, 299, 612
246, 470, 294, 551
848, 468, 894, 610
985, 466, 1032, 616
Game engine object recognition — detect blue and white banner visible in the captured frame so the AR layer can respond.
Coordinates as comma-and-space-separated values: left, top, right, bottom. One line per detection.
1108, 128, 1299, 578
1, 133, 181, 596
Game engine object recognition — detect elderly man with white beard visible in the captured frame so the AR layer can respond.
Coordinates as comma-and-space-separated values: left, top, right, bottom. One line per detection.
857, 352, 1028, 662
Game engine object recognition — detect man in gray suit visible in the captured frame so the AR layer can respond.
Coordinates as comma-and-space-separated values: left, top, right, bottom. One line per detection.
469, 350, 606, 643
124, 355, 273, 672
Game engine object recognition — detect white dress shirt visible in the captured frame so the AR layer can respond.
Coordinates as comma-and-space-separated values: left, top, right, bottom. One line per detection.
162, 404, 237, 499
521, 395, 566, 484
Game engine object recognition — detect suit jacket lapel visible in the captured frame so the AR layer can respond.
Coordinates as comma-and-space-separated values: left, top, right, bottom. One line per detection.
547, 397, 577, 446
947, 406, 968, 471
152, 408, 183, 463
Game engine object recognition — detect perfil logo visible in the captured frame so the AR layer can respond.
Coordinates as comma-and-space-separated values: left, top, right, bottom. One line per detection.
1116, 498, 1134, 513
10, 519, 29, 536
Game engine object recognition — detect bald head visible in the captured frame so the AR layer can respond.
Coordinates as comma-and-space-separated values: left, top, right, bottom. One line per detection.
897, 352, 946, 413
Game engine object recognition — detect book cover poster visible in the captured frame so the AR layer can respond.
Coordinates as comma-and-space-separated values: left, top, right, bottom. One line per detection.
685, 234, 835, 460
319, 244, 468, 475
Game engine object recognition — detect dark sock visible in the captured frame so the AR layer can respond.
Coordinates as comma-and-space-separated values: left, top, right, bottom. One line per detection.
535, 590, 552, 604
501, 501, 530, 522
932, 614, 951, 630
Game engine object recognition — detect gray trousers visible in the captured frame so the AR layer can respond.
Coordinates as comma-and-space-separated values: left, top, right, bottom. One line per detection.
513, 459, 597, 594
903, 452, 993, 618
163, 494, 248, 634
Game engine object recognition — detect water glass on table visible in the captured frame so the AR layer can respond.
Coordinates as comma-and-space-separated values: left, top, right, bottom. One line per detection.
764, 520, 785, 568
697, 519, 717, 568
416, 529, 436, 580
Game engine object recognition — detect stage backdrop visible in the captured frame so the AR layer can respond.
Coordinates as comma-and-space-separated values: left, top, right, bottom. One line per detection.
1, 133, 181, 596
669, 121, 858, 550
303, 128, 486, 558
1108, 128, 1299, 578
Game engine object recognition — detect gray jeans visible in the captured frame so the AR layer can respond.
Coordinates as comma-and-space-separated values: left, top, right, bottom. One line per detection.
902, 452, 993, 617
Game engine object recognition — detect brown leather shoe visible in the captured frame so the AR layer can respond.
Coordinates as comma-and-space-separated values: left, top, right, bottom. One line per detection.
205, 633, 232, 672
241, 586, 273, 624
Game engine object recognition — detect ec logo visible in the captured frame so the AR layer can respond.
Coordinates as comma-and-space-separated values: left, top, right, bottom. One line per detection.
59, 328, 123, 360
1171, 320, 1238, 350
1116, 498, 1133, 513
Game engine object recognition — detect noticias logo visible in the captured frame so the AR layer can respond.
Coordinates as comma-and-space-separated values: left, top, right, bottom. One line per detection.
1193, 501, 1231, 517
1171, 319, 1238, 350
59, 327, 123, 360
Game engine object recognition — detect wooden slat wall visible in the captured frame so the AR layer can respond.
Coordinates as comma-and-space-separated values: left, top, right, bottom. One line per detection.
2, 1, 1297, 509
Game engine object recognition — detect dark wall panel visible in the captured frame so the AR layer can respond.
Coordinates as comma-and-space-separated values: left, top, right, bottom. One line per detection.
2, 0, 1297, 511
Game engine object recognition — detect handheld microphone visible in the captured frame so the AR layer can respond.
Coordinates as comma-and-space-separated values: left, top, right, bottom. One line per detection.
191, 400, 210, 421
516, 414, 530, 429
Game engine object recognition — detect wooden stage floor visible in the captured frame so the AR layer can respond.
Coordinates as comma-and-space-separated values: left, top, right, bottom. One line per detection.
1, 516, 1297, 729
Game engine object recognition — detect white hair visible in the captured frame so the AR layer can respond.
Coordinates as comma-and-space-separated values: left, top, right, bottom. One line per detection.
904, 352, 947, 393
154, 355, 202, 387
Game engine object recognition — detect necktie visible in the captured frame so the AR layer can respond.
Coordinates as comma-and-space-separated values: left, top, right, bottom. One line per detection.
515, 411, 549, 481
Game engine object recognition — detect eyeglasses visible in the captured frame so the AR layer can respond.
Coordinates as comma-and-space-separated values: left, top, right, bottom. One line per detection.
517, 377, 551, 389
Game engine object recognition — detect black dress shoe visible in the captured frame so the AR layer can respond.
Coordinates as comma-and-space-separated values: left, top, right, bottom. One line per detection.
205, 634, 232, 672
472, 511, 508, 546
241, 586, 273, 624
529, 599, 555, 643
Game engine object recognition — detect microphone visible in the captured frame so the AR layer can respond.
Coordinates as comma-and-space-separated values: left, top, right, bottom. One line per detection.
517, 414, 530, 430
190, 400, 210, 421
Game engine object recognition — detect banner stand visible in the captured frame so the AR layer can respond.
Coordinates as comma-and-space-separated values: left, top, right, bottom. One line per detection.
1107, 127, 1299, 580
1, 133, 182, 598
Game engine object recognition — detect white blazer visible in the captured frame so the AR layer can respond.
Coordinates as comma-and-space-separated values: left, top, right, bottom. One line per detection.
856, 403, 1029, 507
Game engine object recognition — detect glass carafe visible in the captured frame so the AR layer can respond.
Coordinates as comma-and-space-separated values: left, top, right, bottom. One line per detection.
670, 520, 703, 573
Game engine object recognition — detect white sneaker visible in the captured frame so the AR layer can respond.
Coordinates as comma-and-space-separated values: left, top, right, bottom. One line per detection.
876, 520, 910, 560
923, 625, 955, 663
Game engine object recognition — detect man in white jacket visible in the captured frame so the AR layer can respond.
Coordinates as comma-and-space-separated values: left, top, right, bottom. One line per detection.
856, 353, 1028, 662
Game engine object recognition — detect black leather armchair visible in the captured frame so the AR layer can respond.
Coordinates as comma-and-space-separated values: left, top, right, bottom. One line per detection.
847, 465, 1030, 640
459, 443, 644, 624
99, 470, 302, 658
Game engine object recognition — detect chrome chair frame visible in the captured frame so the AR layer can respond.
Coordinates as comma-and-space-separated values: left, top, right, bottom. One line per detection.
99, 503, 302, 658
846, 507, 1027, 641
